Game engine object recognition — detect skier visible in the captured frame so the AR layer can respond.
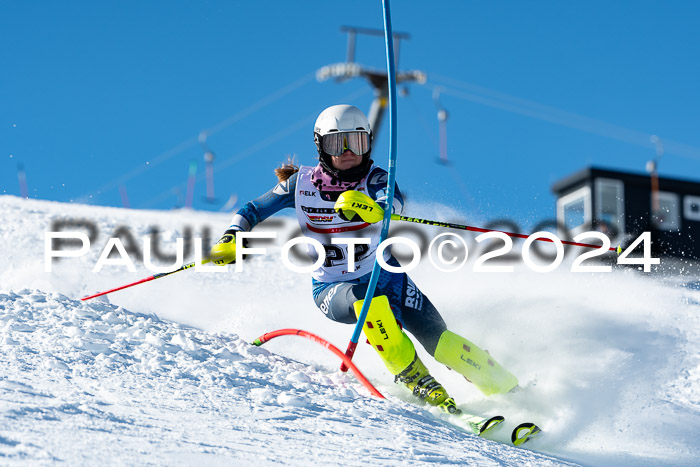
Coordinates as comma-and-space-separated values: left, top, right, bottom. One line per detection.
210, 104, 518, 413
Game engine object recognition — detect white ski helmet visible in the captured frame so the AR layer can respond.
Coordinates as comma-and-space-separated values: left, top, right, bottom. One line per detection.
314, 104, 373, 181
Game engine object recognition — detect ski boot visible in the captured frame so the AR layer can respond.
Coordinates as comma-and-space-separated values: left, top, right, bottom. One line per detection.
395, 353, 461, 414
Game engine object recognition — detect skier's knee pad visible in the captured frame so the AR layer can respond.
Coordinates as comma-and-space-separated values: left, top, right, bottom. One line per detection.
434, 330, 518, 396
354, 296, 416, 375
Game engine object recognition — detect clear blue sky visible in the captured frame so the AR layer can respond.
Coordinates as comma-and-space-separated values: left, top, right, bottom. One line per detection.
3, 1, 700, 229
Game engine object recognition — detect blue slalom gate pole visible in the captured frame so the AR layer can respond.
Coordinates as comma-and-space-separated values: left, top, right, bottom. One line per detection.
341, 0, 399, 371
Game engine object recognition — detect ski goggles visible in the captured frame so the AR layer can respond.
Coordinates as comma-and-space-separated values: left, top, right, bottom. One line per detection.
321, 131, 370, 156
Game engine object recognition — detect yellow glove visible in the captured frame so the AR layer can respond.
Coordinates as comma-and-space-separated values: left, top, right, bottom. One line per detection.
209, 229, 240, 265
334, 190, 384, 224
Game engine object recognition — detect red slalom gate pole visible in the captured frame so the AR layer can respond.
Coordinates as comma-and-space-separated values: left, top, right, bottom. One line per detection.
391, 214, 621, 253
253, 328, 384, 399
81, 260, 208, 301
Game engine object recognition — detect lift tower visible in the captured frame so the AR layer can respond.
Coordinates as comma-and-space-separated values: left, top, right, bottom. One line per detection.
316, 26, 426, 139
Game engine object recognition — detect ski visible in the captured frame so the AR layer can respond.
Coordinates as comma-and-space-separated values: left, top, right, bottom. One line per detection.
466, 413, 506, 436
511, 422, 542, 446
446, 411, 505, 437
446, 411, 542, 447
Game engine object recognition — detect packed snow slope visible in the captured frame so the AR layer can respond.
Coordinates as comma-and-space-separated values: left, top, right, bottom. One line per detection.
1, 194, 699, 466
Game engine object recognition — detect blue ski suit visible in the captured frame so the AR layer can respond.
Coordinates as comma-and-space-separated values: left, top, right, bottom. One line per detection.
230, 165, 448, 355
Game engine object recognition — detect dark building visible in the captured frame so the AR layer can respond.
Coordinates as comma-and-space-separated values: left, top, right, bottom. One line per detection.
551, 166, 700, 261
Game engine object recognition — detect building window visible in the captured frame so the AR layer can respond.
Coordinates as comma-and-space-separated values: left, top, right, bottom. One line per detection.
595, 178, 625, 237
557, 186, 591, 234
684, 195, 700, 221
652, 191, 681, 231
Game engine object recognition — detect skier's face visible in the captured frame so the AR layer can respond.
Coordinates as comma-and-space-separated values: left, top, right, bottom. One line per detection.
331, 149, 362, 171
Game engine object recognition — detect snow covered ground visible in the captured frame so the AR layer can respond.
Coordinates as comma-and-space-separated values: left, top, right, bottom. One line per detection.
1, 194, 699, 465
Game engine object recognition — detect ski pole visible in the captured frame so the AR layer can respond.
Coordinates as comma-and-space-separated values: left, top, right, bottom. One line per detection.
340, 0, 399, 372
81, 259, 210, 301
390, 214, 621, 253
